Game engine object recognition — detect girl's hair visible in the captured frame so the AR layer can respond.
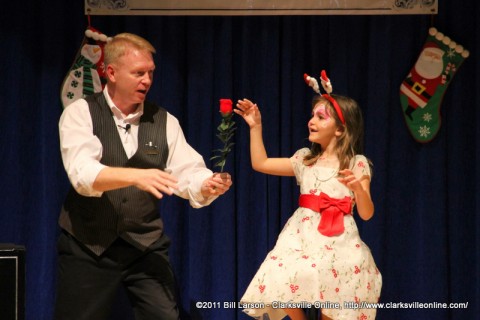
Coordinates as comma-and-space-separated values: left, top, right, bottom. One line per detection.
303, 94, 368, 170
104, 33, 156, 66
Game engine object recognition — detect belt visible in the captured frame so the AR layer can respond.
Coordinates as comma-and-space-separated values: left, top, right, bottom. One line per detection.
299, 193, 352, 237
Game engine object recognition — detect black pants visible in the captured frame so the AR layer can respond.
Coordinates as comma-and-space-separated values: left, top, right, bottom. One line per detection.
54, 232, 180, 320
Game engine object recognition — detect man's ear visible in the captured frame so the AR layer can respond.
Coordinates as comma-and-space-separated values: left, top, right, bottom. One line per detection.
105, 64, 116, 83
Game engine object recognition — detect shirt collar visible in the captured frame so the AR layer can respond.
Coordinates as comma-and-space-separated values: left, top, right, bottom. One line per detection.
103, 86, 144, 123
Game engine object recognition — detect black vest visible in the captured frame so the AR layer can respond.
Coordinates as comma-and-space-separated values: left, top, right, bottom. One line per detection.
59, 93, 168, 255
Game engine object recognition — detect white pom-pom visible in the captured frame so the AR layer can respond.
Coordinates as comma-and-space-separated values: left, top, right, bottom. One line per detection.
442, 36, 451, 46
462, 50, 470, 58
429, 27, 437, 36
435, 32, 444, 41
449, 41, 457, 49
85, 28, 109, 42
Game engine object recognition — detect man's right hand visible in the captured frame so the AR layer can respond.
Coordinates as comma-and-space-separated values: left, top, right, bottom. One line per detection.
133, 168, 179, 199
93, 167, 178, 199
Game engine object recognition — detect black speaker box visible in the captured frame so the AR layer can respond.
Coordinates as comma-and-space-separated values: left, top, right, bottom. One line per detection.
0, 244, 25, 320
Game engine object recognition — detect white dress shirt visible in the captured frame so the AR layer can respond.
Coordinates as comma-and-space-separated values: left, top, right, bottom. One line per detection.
59, 88, 215, 208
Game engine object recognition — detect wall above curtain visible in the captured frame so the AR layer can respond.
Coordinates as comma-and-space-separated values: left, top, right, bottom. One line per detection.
85, 0, 438, 16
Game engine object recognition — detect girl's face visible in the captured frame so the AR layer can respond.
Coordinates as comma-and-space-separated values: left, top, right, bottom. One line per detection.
308, 102, 341, 148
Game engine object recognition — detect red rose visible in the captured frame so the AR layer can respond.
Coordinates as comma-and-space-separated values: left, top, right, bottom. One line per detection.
211, 97, 236, 172
219, 99, 233, 114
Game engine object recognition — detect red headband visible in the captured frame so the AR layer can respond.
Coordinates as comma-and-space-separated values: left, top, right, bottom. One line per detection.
322, 94, 345, 125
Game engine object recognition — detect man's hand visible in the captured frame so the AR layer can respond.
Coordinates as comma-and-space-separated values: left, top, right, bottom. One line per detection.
93, 167, 179, 199
133, 169, 179, 199
201, 172, 232, 197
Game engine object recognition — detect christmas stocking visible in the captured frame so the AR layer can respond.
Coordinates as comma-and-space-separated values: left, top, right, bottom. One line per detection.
60, 27, 110, 108
400, 27, 469, 143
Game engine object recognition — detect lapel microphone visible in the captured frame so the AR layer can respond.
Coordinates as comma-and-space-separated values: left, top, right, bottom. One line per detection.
118, 124, 131, 133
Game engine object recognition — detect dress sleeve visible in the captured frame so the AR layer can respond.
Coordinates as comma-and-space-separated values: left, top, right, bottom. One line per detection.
290, 148, 310, 185
350, 155, 371, 179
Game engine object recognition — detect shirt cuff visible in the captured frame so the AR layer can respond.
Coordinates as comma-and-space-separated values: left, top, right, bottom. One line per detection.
186, 170, 218, 208
73, 163, 107, 197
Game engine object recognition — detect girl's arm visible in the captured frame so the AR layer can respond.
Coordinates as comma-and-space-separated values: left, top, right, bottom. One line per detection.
235, 99, 294, 176
338, 169, 374, 220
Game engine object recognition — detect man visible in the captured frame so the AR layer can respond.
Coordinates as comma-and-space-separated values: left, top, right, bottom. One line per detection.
56, 33, 232, 320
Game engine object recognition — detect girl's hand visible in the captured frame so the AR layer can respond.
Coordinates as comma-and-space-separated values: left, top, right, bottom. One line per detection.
338, 168, 374, 220
337, 169, 365, 193
234, 98, 262, 129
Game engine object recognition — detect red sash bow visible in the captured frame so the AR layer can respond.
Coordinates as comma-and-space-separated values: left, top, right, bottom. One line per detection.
299, 193, 352, 236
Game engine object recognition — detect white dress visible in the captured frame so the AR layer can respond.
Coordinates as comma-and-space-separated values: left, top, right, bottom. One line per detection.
240, 148, 382, 320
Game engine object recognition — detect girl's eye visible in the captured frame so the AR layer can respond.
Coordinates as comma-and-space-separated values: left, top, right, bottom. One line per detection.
313, 105, 329, 120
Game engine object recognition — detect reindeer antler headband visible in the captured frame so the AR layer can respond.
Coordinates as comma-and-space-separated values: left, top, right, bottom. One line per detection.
303, 70, 345, 125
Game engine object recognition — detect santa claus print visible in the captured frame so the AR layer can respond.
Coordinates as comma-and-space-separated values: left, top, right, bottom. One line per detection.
401, 42, 447, 120
399, 27, 469, 143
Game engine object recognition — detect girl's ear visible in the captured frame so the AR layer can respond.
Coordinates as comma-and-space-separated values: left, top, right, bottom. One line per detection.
335, 125, 345, 137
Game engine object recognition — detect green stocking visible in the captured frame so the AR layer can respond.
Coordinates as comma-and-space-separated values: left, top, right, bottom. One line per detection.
400, 27, 469, 143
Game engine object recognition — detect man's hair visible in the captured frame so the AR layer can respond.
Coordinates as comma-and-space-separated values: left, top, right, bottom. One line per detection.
104, 33, 156, 66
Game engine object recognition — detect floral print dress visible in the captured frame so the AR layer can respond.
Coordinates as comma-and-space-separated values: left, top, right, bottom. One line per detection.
240, 148, 382, 320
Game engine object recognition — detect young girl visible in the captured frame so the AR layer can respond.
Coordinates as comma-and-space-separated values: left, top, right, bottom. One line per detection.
234, 76, 382, 320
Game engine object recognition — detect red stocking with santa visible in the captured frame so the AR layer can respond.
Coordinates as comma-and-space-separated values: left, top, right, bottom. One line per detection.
400, 27, 469, 143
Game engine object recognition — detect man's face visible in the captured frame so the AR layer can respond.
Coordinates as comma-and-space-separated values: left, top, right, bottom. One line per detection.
108, 47, 155, 108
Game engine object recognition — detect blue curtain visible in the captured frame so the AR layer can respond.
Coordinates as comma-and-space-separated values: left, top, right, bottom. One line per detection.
0, 1, 478, 319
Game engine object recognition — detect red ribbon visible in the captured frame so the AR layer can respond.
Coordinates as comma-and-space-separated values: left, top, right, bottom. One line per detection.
299, 193, 352, 236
